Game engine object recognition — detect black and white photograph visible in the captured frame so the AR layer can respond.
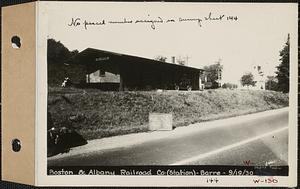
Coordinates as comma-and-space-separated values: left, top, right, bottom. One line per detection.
42, 2, 297, 185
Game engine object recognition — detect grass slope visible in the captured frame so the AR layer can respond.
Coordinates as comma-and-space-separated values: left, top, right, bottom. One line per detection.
48, 87, 289, 140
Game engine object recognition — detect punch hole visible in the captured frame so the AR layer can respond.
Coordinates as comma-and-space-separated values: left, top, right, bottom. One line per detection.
11, 36, 21, 49
11, 139, 21, 152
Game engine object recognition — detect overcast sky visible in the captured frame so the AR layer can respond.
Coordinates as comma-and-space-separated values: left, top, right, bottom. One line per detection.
44, 2, 297, 84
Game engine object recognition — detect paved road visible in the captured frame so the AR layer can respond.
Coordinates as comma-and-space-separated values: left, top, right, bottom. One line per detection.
48, 109, 288, 166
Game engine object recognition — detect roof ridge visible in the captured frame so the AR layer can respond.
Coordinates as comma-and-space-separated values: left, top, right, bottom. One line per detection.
78, 48, 203, 71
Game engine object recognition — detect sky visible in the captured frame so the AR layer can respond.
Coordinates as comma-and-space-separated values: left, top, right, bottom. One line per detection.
44, 2, 297, 84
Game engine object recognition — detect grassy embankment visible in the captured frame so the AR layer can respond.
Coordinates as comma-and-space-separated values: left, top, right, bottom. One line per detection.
48, 87, 289, 140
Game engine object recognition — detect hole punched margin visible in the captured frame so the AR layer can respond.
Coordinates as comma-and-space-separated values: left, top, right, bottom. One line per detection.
11, 138, 21, 152
11, 35, 21, 49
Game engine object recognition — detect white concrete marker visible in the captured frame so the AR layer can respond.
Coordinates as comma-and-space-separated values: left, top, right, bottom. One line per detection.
149, 113, 173, 131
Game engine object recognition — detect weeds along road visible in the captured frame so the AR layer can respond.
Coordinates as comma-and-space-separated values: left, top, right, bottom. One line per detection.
48, 108, 288, 166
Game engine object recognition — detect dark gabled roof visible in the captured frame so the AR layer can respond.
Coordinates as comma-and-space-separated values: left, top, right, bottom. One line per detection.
72, 48, 203, 72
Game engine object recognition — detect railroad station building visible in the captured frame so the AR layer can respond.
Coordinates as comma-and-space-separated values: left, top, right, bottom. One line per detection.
68, 48, 204, 91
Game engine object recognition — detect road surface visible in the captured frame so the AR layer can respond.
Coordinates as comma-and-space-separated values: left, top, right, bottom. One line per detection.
48, 108, 288, 166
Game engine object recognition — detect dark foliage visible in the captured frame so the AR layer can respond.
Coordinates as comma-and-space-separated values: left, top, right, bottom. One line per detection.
47, 127, 88, 157
240, 72, 256, 87
265, 76, 279, 91
47, 38, 80, 86
276, 34, 290, 93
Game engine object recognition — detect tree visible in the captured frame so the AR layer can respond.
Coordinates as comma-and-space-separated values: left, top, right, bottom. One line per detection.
276, 34, 290, 93
47, 38, 79, 86
241, 72, 256, 87
47, 39, 75, 64
265, 76, 278, 91
154, 55, 167, 62
203, 59, 223, 88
